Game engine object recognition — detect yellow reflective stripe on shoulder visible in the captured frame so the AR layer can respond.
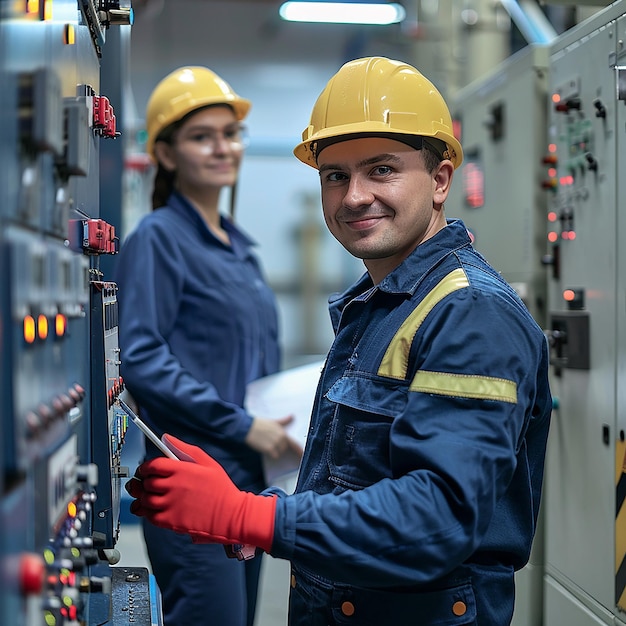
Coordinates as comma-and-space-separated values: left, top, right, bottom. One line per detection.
410, 370, 518, 404
378, 268, 470, 380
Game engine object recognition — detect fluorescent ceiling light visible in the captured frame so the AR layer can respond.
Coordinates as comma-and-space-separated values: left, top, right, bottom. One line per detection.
279, 1, 406, 25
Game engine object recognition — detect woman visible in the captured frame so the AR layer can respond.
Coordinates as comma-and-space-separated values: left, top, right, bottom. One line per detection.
115, 66, 296, 625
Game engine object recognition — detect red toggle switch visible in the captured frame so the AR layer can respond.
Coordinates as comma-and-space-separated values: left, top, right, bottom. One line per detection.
93, 95, 120, 138
82, 219, 119, 254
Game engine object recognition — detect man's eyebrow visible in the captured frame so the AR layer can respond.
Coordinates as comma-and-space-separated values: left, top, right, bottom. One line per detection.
318, 153, 402, 173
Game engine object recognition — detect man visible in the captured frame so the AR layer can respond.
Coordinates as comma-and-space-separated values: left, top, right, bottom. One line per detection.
126, 57, 552, 625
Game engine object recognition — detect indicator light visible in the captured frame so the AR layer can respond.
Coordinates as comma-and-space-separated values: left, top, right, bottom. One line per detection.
563, 288, 584, 310
541, 178, 558, 190
63, 24, 75, 45
37, 314, 48, 340
67, 501, 77, 518
548, 212, 557, 222
24, 315, 36, 343
43, 548, 55, 565
55, 313, 66, 337
548, 231, 558, 243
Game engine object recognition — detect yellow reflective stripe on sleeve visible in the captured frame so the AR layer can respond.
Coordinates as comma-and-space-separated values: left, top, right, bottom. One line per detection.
378, 268, 469, 380
410, 370, 518, 404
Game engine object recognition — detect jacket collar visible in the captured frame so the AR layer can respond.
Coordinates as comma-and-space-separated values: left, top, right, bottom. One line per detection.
330, 219, 472, 311
166, 191, 257, 248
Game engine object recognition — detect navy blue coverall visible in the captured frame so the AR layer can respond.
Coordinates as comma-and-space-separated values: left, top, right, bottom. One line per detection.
269, 219, 552, 625
116, 191, 280, 625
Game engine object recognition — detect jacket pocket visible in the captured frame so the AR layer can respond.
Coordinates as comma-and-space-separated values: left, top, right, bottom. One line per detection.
331, 581, 477, 625
325, 375, 408, 490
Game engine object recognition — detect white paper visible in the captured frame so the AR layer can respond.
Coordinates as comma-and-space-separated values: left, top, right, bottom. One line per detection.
245, 360, 324, 485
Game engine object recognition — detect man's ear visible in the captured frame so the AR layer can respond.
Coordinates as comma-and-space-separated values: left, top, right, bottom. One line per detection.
154, 140, 176, 172
433, 160, 454, 207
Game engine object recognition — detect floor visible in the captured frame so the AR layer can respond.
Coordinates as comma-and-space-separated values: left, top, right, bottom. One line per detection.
115, 474, 296, 626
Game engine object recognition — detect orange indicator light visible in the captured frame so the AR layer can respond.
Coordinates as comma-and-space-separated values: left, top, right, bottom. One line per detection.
55, 314, 66, 337
24, 316, 36, 343
37, 315, 48, 340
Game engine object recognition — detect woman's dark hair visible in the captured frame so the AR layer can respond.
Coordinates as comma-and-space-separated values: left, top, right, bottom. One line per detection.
152, 164, 176, 210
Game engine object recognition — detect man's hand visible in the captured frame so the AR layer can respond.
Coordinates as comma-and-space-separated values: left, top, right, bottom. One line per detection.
245, 414, 303, 460
125, 435, 277, 552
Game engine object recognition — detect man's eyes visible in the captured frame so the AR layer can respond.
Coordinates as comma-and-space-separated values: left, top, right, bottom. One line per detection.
324, 166, 393, 182
326, 172, 347, 182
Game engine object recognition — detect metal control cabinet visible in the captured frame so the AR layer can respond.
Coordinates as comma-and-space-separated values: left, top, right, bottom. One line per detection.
544, 3, 626, 625
447, 44, 550, 328
0, 2, 161, 625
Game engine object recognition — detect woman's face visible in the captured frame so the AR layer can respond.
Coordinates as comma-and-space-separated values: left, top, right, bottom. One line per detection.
155, 105, 245, 194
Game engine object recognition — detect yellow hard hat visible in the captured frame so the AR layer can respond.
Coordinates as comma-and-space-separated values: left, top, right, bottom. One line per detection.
294, 57, 463, 169
145, 66, 251, 159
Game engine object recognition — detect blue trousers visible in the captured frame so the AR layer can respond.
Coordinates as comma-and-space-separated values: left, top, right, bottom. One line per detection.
143, 520, 263, 626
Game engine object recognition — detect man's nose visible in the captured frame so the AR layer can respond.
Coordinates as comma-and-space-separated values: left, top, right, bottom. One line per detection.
343, 176, 374, 208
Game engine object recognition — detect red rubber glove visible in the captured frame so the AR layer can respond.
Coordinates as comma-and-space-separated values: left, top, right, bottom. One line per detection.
125, 435, 276, 553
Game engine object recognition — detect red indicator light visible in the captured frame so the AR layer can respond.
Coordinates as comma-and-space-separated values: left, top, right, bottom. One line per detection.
23, 316, 36, 344
547, 212, 557, 222
37, 315, 48, 340
563, 289, 576, 301
548, 231, 558, 243
548, 143, 557, 153
548, 167, 557, 177
463, 162, 484, 208
552, 93, 561, 103
569, 231, 576, 240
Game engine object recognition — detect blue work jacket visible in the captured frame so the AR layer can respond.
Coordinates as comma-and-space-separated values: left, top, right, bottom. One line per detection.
115, 191, 280, 490
270, 219, 552, 625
